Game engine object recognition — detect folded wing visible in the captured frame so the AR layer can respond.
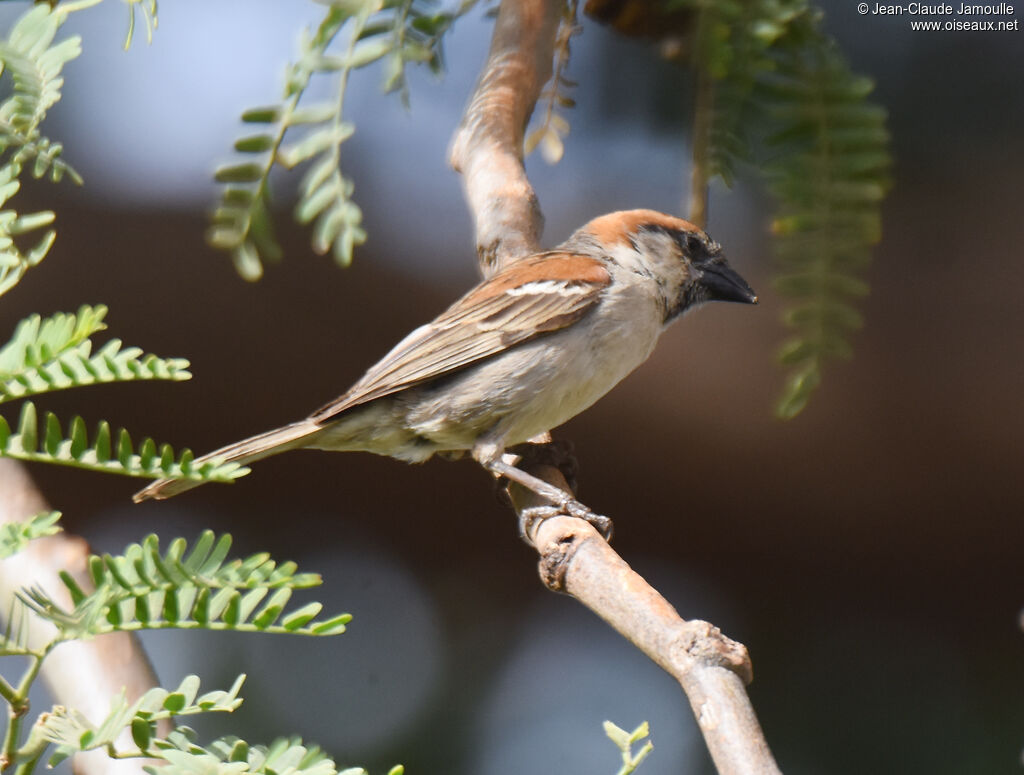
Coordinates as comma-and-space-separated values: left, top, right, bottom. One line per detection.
311, 252, 611, 423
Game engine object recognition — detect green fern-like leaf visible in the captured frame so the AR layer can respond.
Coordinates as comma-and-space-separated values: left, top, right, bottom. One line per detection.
42, 674, 244, 768
0, 338, 190, 400
20, 530, 350, 639
691, 0, 890, 417
0, 401, 248, 482
703, 0, 811, 187
0, 4, 83, 184
376, 0, 468, 104
0, 160, 57, 297
760, 26, 891, 418
0, 5, 82, 298
210, 0, 475, 279
0, 510, 61, 559
0, 305, 191, 402
147, 730, 390, 775
47, 715, 400, 775
0, 304, 109, 372
208, 3, 372, 280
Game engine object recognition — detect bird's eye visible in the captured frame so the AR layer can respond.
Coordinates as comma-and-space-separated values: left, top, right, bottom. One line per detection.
685, 233, 704, 255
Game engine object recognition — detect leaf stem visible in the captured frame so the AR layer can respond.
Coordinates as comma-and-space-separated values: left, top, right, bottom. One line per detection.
3, 707, 22, 771
16, 648, 50, 697
330, 11, 364, 172
388, 0, 415, 101
0, 674, 16, 705
232, 9, 352, 251
10, 709, 57, 775
689, 11, 714, 230
10, 750, 41, 775
1, 650, 48, 772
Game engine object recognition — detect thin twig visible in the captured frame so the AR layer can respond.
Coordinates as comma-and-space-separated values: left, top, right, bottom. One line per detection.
688, 13, 713, 230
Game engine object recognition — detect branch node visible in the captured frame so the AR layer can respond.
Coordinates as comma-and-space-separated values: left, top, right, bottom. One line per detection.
535, 521, 587, 592
677, 620, 754, 684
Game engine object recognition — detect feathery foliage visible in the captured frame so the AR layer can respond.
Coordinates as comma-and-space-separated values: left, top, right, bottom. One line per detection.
8, 669, 404, 775
525, 0, 579, 164
0, 401, 248, 482
0, 159, 57, 297
761, 26, 890, 417
210, 0, 473, 280
0, 510, 60, 559
40, 674, 245, 768
0, 3, 81, 299
0, 4, 82, 184
16, 529, 350, 640
0, 304, 107, 365
681, 0, 891, 416
0, 306, 240, 490
144, 729, 402, 775
2, 516, 355, 775
0, 305, 191, 402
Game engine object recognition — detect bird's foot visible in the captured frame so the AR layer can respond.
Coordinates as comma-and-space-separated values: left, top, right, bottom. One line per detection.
476, 440, 612, 542
562, 498, 613, 539
518, 499, 613, 542
518, 505, 561, 540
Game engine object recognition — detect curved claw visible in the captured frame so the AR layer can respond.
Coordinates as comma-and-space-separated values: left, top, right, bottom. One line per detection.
519, 505, 562, 541
519, 501, 613, 542
564, 500, 613, 540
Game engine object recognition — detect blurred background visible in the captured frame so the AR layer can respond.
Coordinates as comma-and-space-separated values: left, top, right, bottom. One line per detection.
3, 0, 1022, 773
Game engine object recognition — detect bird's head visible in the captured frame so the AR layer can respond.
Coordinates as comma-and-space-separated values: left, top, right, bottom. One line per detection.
568, 209, 758, 322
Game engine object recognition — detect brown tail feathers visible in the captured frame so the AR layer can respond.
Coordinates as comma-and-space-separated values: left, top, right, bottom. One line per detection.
132, 421, 320, 502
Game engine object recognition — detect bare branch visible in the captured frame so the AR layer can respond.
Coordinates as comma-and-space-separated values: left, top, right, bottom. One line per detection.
449, 0, 561, 272
509, 464, 782, 775
0, 460, 161, 775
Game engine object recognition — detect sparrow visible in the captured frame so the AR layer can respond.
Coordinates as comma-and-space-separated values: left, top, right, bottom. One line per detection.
133, 209, 757, 525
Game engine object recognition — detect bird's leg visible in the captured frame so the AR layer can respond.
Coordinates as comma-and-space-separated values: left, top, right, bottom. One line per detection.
507, 438, 580, 494
474, 441, 612, 540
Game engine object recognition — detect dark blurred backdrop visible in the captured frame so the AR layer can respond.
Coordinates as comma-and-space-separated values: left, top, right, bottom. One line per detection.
5, 1, 1022, 773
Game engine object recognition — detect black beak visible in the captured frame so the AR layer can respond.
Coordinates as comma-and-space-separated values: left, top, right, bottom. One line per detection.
700, 259, 758, 304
